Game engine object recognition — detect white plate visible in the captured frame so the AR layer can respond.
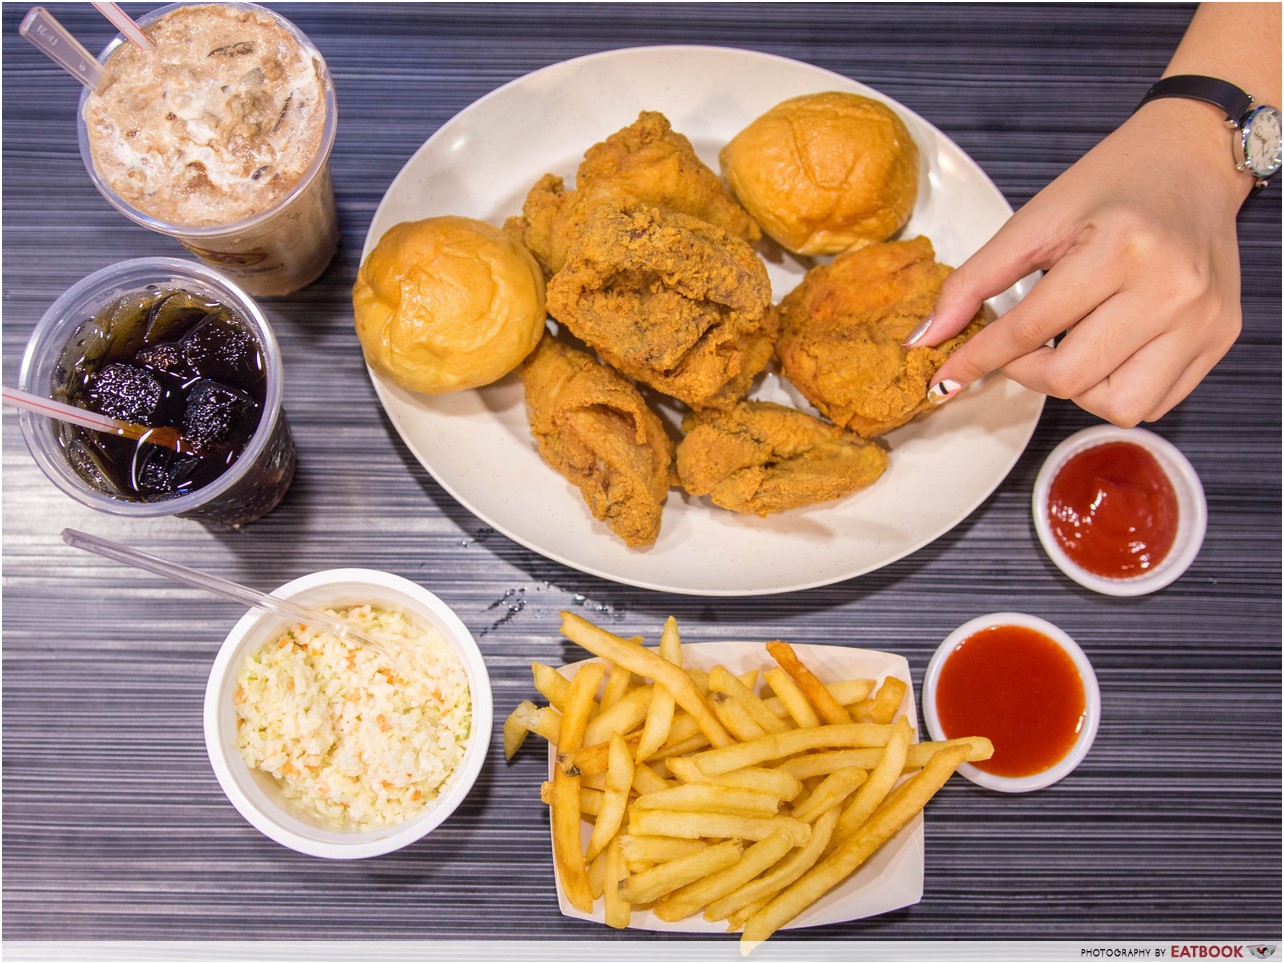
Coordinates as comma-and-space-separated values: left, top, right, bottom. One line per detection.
363, 46, 1045, 596
547, 641, 921, 933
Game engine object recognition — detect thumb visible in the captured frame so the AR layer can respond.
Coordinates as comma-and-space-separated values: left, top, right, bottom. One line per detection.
902, 212, 1047, 349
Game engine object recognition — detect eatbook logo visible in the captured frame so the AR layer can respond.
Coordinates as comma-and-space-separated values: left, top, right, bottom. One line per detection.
1248, 948, 1276, 960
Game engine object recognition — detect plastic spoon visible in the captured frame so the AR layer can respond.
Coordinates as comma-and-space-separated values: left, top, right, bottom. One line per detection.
61, 528, 402, 668
19, 6, 104, 90
3, 385, 200, 455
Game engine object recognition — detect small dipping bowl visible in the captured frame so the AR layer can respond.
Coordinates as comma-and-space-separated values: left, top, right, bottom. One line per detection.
203, 568, 492, 858
1033, 425, 1206, 597
922, 612, 1100, 793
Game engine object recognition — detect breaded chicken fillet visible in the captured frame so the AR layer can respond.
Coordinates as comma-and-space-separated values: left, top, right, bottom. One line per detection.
677, 400, 888, 516
521, 334, 674, 548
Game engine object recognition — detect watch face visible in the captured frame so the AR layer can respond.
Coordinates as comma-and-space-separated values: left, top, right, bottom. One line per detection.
1243, 105, 1283, 178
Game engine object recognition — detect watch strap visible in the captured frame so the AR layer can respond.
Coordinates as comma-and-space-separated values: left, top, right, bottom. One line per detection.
1137, 74, 1254, 122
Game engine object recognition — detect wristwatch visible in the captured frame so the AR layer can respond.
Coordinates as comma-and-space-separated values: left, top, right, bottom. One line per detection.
1137, 74, 1283, 190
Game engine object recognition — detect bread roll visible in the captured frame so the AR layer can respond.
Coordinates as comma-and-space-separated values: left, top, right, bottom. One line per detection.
353, 216, 546, 394
720, 91, 919, 255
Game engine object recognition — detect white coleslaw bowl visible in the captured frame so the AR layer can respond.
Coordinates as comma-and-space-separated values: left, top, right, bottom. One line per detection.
203, 568, 491, 858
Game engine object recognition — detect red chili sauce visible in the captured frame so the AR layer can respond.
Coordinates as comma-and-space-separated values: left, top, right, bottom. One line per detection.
935, 625, 1086, 778
1047, 441, 1179, 578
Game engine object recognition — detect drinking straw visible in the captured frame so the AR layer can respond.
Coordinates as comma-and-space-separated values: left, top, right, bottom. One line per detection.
18, 6, 104, 91
62, 528, 404, 669
91, 2, 157, 51
2, 385, 197, 455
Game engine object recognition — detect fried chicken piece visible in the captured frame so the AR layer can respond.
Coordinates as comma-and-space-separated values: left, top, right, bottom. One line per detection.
504, 173, 579, 279
677, 401, 889, 517
545, 198, 775, 410
521, 334, 674, 548
578, 111, 761, 242
506, 111, 760, 278
776, 236, 985, 438
694, 305, 781, 411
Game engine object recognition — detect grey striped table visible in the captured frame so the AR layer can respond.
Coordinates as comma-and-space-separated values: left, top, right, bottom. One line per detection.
2, 2, 1279, 950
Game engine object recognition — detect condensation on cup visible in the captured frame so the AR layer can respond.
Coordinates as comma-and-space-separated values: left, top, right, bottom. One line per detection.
76, 3, 339, 297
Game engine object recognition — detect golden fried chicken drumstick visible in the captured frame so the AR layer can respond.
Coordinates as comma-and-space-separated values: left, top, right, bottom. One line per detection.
521, 334, 675, 548
776, 236, 985, 438
676, 400, 888, 517
546, 198, 776, 410
507, 111, 760, 278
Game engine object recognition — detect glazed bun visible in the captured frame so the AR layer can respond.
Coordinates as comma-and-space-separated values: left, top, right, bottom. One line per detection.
353, 216, 547, 394
719, 91, 920, 256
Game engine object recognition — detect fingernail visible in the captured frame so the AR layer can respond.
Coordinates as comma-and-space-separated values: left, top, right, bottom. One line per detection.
927, 379, 963, 405
902, 315, 933, 348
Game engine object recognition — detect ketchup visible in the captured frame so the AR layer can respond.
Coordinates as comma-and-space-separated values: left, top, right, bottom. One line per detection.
934, 625, 1086, 778
1047, 441, 1179, 578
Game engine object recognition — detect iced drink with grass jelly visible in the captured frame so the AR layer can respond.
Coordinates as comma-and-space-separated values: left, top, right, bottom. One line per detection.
19, 258, 296, 527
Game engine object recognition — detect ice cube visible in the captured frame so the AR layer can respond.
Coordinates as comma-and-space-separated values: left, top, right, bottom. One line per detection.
134, 342, 186, 375
133, 446, 202, 497
100, 290, 152, 360
144, 291, 212, 345
181, 378, 259, 450
179, 315, 261, 383
88, 363, 164, 424
64, 435, 127, 498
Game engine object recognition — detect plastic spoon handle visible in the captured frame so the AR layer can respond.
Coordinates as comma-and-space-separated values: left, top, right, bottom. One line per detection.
61, 528, 398, 665
3, 385, 195, 455
19, 7, 104, 91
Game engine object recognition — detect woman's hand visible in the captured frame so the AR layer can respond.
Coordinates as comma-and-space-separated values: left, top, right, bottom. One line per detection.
908, 98, 1251, 427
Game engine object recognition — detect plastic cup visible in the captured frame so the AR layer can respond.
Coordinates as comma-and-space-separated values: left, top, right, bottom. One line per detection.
76, 3, 339, 297
18, 257, 297, 528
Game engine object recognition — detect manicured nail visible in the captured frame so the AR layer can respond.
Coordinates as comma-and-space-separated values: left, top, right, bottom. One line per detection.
927, 379, 963, 405
902, 315, 933, 348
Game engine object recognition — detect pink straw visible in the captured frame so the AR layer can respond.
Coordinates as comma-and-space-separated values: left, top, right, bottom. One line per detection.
92, 2, 157, 51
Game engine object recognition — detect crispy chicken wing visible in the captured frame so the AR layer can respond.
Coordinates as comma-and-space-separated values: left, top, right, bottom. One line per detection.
776, 236, 985, 438
521, 334, 674, 548
676, 400, 888, 517
506, 111, 760, 278
545, 198, 775, 410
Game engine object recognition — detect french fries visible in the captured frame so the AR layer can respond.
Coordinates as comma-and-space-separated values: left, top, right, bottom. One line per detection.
561, 612, 732, 749
585, 733, 635, 861
635, 617, 681, 762
550, 661, 606, 913
621, 840, 743, 904
766, 640, 852, 725
631, 783, 781, 818
504, 614, 991, 947
741, 743, 973, 950
686, 722, 897, 775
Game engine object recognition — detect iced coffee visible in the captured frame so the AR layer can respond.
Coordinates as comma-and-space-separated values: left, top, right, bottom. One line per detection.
78, 3, 338, 296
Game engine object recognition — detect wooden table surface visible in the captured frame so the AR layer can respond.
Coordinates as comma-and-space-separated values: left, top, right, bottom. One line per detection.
2, 2, 1279, 951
